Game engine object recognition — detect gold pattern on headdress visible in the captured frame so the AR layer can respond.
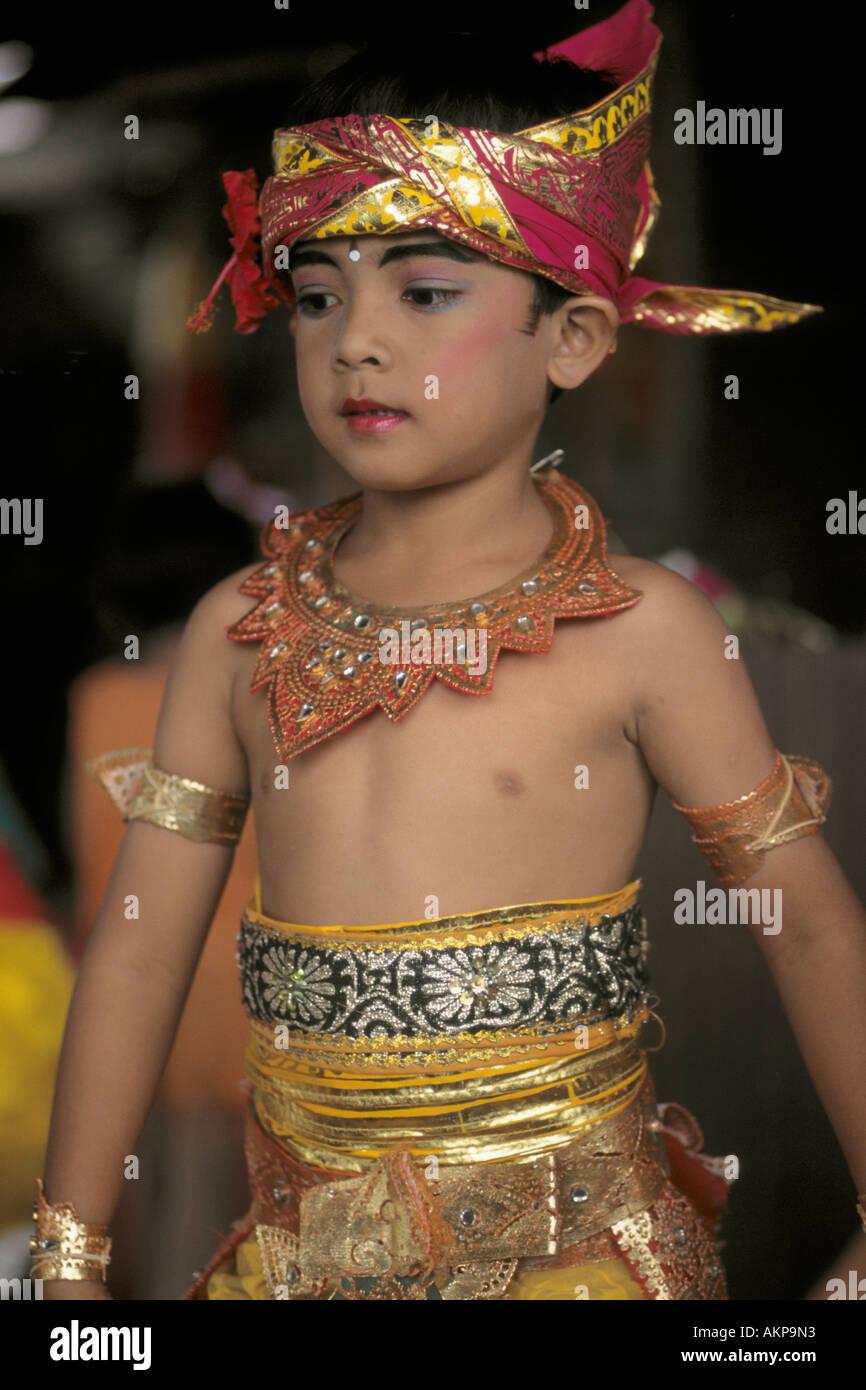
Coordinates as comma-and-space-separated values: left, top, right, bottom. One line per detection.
630, 287, 822, 333
85, 747, 250, 846
259, 10, 820, 342
629, 162, 660, 271
173, 0, 823, 343
672, 751, 831, 887
273, 117, 530, 258
526, 46, 658, 160
267, 45, 662, 282
526, 45, 662, 274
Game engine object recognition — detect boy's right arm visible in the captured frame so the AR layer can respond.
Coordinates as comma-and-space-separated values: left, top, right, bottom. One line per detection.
40, 572, 253, 1299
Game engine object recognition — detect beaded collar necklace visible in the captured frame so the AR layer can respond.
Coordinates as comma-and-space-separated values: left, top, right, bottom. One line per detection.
227, 454, 644, 762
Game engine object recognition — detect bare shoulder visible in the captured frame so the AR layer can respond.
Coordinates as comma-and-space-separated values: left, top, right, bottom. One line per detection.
606, 552, 778, 806
163, 559, 264, 709
600, 552, 734, 734
193, 560, 264, 627
151, 561, 264, 794
178, 560, 262, 697
606, 552, 728, 642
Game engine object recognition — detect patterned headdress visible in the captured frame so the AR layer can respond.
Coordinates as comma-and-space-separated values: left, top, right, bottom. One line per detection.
187, 0, 820, 339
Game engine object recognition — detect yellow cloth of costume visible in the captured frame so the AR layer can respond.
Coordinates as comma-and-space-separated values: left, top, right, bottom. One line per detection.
187, 877, 731, 1301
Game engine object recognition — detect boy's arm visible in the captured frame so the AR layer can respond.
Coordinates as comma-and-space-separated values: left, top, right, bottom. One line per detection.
40, 572, 251, 1294
623, 561, 866, 1202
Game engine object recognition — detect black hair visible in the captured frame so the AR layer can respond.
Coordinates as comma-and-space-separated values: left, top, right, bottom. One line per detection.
283, 34, 618, 406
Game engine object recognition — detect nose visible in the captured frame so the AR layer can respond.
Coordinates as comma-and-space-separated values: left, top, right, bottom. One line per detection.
331, 293, 390, 372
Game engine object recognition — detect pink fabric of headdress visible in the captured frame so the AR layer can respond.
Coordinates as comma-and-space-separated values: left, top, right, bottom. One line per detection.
188, 0, 821, 339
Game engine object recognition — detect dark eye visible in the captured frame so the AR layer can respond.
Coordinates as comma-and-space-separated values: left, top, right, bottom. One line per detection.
406, 288, 462, 309
295, 287, 462, 317
295, 293, 335, 316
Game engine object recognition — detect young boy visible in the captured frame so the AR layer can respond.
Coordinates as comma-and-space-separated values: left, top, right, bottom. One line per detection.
34, 0, 866, 1301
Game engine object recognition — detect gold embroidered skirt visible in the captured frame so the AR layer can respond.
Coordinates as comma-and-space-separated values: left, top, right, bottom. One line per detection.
185, 880, 730, 1300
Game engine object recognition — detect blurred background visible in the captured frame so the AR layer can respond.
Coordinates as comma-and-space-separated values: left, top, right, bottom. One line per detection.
0, 0, 860, 1300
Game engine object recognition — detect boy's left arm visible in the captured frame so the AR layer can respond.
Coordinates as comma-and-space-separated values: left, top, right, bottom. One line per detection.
622, 561, 866, 1208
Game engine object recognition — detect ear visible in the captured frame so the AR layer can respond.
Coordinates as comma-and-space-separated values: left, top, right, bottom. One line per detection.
546, 295, 619, 392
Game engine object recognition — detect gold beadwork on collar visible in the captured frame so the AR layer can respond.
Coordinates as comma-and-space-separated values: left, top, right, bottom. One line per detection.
227, 464, 643, 762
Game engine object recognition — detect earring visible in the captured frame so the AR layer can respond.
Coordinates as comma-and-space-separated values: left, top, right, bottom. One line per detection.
529, 449, 564, 474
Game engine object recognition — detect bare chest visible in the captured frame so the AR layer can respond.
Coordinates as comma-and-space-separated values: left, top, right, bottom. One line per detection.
228, 612, 654, 923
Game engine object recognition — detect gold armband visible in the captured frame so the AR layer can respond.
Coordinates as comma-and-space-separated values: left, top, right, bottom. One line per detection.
30, 1178, 112, 1283
85, 747, 250, 846
671, 751, 831, 887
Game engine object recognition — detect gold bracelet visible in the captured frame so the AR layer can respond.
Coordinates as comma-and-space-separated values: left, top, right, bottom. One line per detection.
671, 751, 831, 888
30, 1178, 112, 1284
85, 747, 250, 846
31, 1254, 111, 1283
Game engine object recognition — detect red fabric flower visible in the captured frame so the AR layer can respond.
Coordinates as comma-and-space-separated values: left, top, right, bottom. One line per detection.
187, 169, 281, 335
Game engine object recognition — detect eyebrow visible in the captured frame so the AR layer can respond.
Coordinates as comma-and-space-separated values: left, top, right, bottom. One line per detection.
288, 239, 483, 273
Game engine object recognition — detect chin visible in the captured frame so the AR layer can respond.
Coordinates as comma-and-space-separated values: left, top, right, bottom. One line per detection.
336, 460, 447, 493
318, 442, 425, 485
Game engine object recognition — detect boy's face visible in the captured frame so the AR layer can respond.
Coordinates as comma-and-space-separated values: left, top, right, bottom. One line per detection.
287, 229, 616, 491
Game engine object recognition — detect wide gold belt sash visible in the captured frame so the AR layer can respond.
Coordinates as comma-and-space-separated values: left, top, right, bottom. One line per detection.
244, 1061, 673, 1300
247, 1019, 652, 1169
207, 887, 728, 1300
240, 879, 653, 1171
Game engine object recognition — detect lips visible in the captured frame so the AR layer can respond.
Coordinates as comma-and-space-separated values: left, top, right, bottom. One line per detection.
340, 396, 407, 416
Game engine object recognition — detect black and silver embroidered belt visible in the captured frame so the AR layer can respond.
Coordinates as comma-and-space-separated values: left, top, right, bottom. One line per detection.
236, 896, 650, 1039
